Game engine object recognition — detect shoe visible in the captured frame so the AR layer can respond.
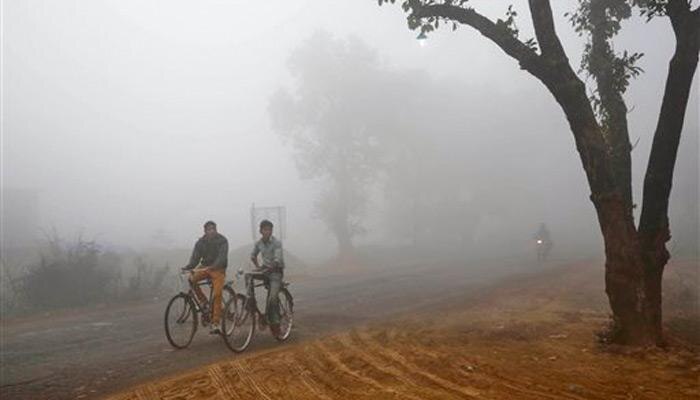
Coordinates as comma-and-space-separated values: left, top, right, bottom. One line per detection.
209, 323, 221, 335
270, 323, 281, 338
258, 314, 268, 330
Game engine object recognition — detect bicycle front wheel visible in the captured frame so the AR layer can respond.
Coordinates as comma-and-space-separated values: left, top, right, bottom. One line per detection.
276, 288, 294, 342
164, 293, 197, 349
222, 294, 255, 352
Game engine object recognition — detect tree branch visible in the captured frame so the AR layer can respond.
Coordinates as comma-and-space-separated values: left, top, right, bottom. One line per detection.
413, 4, 544, 75
527, 0, 568, 59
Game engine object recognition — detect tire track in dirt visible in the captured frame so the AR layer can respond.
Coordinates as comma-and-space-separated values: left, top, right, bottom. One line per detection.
288, 344, 361, 398
492, 378, 583, 400
349, 329, 481, 399
350, 324, 632, 400
323, 336, 436, 399
207, 365, 242, 400
290, 363, 334, 400
168, 373, 217, 400
232, 360, 273, 400
336, 332, 473, 399
312, 340, 411, 399
133, 386, 157, 400
484, 356, 609, 400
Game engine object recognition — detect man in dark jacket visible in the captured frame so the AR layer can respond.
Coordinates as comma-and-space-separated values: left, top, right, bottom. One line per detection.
183, 220, 228, 334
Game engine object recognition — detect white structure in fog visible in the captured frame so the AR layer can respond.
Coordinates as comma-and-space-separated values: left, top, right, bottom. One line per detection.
250, 204, 286, 241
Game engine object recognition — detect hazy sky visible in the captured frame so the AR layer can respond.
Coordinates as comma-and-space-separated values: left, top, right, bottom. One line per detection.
2, 0, 697, 258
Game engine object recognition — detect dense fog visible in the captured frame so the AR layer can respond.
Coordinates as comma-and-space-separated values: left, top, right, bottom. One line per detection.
2, 3, 699, 399
2, 0, 697, 266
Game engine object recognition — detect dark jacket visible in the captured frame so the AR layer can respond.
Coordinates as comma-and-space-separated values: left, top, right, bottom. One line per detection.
185, 233, 228, 270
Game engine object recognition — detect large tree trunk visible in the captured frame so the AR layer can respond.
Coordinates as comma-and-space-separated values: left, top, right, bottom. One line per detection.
526, 12, 656, 343
595, 195, 655, 344
524, 0, 698, 346
637, 2, 700, 345
542, 67, 666, 345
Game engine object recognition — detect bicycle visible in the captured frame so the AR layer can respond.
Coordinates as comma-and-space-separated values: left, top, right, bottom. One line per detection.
164, 270, 237, 349
222, 268, 294, 352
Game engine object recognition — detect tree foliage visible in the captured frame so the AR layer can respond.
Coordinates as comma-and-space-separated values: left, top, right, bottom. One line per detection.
269, 32, 386, 256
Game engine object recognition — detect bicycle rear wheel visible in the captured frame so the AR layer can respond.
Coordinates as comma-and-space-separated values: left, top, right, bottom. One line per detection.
222, 294, 255, 352
275, 288, 294, 342
165, 293, 197, 349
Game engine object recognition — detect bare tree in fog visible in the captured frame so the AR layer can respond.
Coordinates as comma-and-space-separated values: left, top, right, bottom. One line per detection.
383, 0, 698, 346
269, 32, 385, 261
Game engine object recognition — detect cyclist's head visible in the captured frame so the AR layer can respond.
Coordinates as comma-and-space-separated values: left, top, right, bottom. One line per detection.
203, 220, 217, 237
259, 219, 273, 239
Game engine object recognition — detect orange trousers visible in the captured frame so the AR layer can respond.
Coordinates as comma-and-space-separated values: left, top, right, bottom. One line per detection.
190, 267, 226, 324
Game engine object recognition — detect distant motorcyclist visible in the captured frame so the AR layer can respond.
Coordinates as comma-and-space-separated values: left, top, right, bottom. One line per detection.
533, 223, 553, 262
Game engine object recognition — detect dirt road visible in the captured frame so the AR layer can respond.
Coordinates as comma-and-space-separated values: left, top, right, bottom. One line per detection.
1, 258, 537, 400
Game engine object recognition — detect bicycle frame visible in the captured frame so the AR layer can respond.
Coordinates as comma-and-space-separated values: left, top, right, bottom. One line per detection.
178, 273, 214, 318
243, 272, 269, 316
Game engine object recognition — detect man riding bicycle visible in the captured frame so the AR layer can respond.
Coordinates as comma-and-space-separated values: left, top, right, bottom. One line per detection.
250, 219, 285, 338
183, 220, 229, 334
